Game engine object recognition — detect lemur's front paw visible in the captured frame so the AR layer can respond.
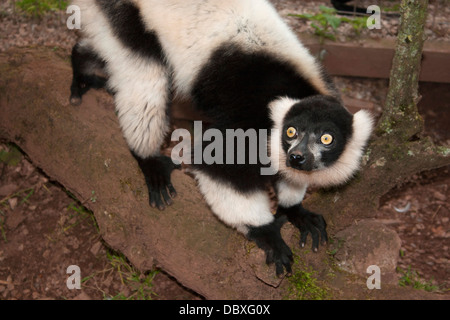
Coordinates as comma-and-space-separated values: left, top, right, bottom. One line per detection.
248, 218, 293, 277
278, 205, 328, 252
292, 210, 328, 252
134, 154, 181, 210
264, 237, 293, 277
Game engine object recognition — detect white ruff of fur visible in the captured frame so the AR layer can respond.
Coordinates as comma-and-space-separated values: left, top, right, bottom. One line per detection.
269, 97, 374, 188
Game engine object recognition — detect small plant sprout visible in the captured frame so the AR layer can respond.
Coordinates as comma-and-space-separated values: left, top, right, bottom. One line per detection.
289, 5, 368, 43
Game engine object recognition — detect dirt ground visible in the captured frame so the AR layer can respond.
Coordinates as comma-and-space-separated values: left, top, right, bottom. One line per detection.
0, 0, 449, 300
0, 147, 200, 300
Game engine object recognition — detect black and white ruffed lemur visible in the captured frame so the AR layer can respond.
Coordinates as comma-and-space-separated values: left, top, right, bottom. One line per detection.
69, 0, 373, 276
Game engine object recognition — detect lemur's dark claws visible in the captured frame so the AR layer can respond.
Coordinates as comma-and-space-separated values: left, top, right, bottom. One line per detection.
248, 217, 293, 277
69, 95, 82, 106
277, 203, 328, 252
133, 154, 180, 210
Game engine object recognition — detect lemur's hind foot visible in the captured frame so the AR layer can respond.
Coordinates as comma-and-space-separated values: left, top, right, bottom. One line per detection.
69, 42, 108, 106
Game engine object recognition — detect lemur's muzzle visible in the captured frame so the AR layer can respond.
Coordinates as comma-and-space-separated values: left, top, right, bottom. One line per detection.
289, 152, 306, 166
286, 137, 314, 171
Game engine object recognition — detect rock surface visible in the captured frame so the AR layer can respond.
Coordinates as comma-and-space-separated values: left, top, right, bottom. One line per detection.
332, 219, 402, 284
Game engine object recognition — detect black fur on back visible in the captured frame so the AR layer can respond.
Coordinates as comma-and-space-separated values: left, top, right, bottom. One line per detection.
191, 44, 326, 193
192, 44, 319, 130
96, 0, 164, 61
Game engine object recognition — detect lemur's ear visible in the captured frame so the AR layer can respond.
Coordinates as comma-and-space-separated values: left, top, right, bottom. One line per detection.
269, 96, 300, 131
351, 109, 374, 149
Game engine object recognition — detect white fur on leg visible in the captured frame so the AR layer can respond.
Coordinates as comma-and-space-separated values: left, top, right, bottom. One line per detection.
276, 179, 307, 208
112, 60, 170, 158
193, 170, 274, 234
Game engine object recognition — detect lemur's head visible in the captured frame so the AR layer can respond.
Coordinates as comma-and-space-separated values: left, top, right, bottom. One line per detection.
270, 95, 374, 187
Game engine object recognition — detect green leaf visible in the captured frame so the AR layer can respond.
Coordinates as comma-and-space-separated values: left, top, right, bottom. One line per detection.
319, 5, 336, 14
310, 22, 321, 31
0, 146, 22, 166
323, 32, 337, 41
324, 14, 342, 30
289, 13, 313, 19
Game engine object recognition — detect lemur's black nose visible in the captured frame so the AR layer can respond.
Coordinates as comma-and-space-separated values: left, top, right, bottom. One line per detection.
289, 153, 306, 165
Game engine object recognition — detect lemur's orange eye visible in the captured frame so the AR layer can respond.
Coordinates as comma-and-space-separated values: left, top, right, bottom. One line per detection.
321, 134, 333, 145
286, 127, 297, 138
